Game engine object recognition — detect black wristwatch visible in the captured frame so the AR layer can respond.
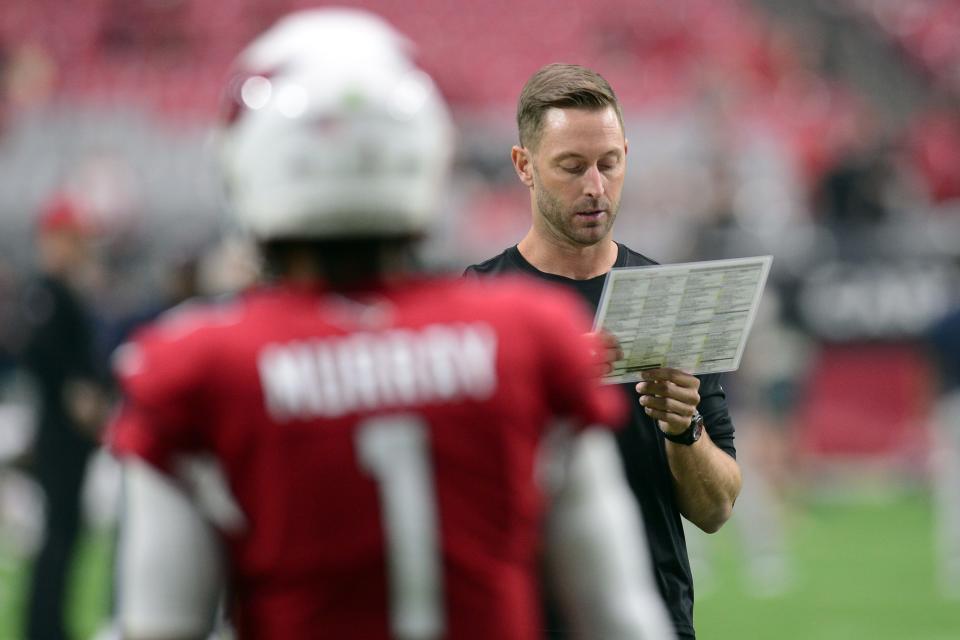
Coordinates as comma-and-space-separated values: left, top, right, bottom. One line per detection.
662, 410, 704, 446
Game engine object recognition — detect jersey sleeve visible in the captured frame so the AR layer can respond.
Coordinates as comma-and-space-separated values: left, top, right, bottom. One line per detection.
107, 320, 212, 472
697, 373, 736, 459
528, 287, 627, 431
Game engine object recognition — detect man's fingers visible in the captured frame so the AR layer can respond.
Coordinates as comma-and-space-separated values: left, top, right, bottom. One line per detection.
640, 367, 700, 389
638, 394, 695, 417
636, 369, 700, 432
640, 406, 691, 432
635, 380, 700, 407
585, 331, 623, 368
601, 333, 623, 360
587, 331, 623, 359
596, 330, 620, 349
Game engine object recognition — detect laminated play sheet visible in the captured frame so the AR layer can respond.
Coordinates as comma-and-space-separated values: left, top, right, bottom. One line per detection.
593, 255, 773, 383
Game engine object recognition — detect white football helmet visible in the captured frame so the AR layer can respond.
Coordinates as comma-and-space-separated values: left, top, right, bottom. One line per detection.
218, 8, 454, 240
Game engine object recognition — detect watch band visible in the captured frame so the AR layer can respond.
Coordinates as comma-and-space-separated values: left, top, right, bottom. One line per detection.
662, 410, 704, 446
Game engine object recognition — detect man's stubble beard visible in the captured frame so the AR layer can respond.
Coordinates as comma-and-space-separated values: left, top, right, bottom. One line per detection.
533, 172, 618, 248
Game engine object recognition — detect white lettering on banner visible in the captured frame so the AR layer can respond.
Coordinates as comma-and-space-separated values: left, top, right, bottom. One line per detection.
258, 323, 498, 421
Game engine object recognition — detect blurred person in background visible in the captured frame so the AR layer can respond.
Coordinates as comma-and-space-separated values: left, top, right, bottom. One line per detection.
17, 194, 111, 640
465, 63, 741, 639
108, 9, 675, 640
813, 140, 898, 231
925, 301, 960, 598
0, 257, 20, 377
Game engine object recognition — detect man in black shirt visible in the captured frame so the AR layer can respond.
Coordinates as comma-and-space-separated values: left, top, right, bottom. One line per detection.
464, 63, 741, 639
19, 196, 110, 640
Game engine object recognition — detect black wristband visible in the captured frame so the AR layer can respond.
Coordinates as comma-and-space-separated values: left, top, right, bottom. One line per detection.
662, 410, 704, 446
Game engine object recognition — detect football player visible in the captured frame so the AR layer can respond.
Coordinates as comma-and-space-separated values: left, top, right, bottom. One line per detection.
108, 9, 674, 640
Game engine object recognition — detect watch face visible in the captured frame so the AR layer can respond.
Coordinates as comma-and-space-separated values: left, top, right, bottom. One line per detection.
688, 412, 704, 442
691, 419, 703, 441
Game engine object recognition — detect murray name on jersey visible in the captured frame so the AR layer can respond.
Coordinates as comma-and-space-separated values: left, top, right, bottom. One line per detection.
258, 321, 498, 421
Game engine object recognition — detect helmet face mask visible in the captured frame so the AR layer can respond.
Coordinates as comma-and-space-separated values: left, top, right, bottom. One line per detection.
218, 9, 454, 242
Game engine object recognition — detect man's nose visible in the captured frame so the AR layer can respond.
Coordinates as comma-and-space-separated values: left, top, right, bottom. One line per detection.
582, 165, 604, 199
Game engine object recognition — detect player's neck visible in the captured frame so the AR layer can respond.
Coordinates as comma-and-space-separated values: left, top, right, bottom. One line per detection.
517, 230, 617, 280
266, 238, 415, 290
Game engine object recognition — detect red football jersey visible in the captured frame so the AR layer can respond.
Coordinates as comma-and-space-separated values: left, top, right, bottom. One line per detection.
109, 276, 624, 640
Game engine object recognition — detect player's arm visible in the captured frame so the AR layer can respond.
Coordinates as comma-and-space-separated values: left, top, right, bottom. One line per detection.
636, 368, 742, 533
116, 459, 224, 640
544, 428, 677, 640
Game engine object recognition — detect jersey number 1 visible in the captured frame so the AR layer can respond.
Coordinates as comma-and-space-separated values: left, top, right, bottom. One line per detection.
357, 416, 444, 640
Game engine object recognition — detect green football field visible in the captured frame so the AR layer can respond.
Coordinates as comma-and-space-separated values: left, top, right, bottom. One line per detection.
1, 491, 958, 639
694, 492, 960, 639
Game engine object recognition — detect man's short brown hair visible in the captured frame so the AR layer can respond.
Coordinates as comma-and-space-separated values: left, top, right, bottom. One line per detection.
516, 63, 624, 149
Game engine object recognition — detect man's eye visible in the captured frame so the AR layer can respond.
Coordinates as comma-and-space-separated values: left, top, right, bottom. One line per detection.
562, 165, 584, 174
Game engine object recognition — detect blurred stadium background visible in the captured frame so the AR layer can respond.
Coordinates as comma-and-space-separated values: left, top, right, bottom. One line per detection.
1, 0, 960, 638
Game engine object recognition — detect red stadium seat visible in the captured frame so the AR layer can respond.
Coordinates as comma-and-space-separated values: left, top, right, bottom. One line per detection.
795, 343, 934, 465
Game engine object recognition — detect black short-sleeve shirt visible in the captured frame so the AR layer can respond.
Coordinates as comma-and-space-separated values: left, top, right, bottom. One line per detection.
465, 243, 737, 639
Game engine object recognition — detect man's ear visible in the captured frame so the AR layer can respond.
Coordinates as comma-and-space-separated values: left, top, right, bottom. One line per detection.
511, 145, 535, 188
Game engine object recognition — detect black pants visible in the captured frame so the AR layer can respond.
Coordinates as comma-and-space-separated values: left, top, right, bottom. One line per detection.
26, 426, 93, 640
